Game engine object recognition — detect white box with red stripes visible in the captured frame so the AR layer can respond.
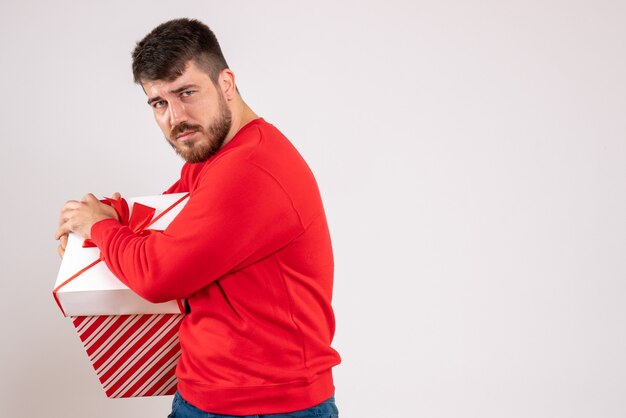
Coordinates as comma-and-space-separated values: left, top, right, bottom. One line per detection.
53, 193, 189, 398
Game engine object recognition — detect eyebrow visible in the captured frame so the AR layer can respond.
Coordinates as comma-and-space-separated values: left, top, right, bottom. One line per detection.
147, 96, 163, 106
146, 84, 200, 105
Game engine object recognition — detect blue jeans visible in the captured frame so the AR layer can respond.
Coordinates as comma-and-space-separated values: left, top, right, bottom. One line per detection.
168, 391, 339, 418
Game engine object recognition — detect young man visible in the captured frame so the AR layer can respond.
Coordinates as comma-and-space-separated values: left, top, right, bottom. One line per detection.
56, 18, 340, 417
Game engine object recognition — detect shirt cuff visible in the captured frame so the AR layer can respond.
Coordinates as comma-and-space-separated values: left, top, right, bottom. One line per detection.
90, 218, 122, 248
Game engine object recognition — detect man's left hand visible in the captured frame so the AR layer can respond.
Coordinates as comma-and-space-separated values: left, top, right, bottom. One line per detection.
55, 193, 120, 242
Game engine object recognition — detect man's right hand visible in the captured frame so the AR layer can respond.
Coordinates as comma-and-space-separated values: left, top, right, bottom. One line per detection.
56, 192, 121, 258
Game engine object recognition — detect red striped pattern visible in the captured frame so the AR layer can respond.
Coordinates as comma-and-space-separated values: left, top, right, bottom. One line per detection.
72, 314, 184, 398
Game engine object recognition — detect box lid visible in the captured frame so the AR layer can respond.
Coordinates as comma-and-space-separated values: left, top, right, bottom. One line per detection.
53, 193, 189, 316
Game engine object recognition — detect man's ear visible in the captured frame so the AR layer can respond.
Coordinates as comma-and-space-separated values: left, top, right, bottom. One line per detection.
218, 69, 236, 101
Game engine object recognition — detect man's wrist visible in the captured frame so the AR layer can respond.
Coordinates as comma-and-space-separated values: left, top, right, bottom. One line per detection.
89, 217, 121, 244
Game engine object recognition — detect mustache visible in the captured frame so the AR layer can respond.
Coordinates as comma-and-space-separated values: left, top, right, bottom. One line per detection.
170, 122, 202, 139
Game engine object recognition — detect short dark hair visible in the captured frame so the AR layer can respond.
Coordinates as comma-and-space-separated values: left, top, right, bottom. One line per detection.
132, 18, 229, 84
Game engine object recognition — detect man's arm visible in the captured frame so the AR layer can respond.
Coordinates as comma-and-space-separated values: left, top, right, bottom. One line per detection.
89, 160, 304, 303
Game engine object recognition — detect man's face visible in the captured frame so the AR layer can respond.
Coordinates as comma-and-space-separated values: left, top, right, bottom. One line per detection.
141, 60, 232, 163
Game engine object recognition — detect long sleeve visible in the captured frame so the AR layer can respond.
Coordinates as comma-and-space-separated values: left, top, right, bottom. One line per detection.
90, 157, 304, 303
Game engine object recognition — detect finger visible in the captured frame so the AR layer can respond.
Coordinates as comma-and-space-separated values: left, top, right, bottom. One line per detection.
55, 222, 72, 240
112, 192, 121, 200
59, 207, 78, 225
57, 244, 65, 258
60, 234, 68, 250
82, 193, 99, 203
63, 200, 81, 209
59, 201, 81, 224
60, 200, 81, 215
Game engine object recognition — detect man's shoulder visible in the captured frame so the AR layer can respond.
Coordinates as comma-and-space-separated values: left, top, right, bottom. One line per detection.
208, 120, 302, 170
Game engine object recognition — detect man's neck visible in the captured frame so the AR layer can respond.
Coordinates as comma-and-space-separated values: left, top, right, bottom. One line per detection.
223, 100, 259, 147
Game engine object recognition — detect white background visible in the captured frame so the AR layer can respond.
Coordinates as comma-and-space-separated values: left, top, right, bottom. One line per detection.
1, 1, 625, 417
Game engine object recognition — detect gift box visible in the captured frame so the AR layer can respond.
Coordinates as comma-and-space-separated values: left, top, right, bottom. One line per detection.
72, 313, 184, 397
54, 193, 189, 398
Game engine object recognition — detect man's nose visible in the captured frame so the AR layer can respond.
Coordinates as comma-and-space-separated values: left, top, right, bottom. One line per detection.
168, 101, 187, 126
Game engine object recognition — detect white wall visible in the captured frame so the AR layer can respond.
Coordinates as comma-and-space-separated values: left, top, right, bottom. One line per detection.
1, 1, 625, 417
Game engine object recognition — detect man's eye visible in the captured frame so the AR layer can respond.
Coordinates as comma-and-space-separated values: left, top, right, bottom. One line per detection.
153, 100, 167, 109
181, 91, 194, 97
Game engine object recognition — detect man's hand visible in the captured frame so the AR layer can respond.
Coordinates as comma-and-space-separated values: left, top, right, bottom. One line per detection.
56, 192, 121, 257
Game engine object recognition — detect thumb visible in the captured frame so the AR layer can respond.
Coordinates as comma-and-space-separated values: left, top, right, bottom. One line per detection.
112, 192, 122, 200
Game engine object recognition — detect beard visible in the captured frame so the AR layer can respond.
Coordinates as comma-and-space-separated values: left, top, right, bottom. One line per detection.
167, 93, 233, 164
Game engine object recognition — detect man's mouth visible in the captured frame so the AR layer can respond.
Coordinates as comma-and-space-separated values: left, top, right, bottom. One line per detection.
176, 130, 197, 141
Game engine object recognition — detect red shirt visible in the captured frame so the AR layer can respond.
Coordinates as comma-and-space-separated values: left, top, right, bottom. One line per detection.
90, 119, 341, 414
